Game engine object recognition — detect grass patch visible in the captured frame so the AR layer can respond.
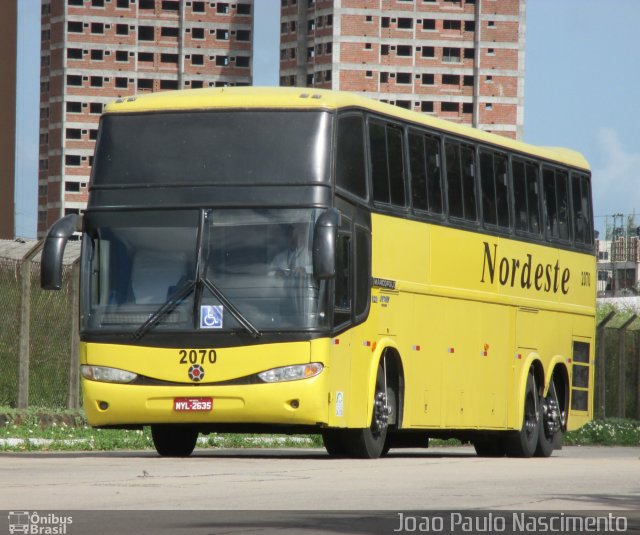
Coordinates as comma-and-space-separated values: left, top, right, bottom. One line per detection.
0, 407, 323, 452
0, 409, 637, 452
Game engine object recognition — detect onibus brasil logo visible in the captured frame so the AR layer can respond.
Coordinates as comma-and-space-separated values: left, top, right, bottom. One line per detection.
8, 512, 73, 534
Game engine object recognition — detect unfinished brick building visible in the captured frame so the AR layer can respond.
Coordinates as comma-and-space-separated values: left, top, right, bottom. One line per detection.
280, 0, 525, 139
38, 0, 254, 237
0, 0, 17, 239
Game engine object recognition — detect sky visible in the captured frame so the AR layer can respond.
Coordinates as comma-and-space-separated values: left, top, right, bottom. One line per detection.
12, 0, 640, 238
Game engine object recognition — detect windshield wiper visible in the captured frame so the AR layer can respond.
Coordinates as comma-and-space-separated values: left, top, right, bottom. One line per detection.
131, 277, 261, 340
132, 280, 196, 341
201, 278, 261, 339
197, 209, 261, 339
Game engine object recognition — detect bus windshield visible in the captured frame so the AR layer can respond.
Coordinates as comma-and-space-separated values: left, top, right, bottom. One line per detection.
82, 208, 329, 334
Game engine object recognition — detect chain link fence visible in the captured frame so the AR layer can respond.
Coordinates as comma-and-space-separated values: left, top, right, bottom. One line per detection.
0, 255, 21, 406
0, 239, 81, 409
596, 309, 640, 420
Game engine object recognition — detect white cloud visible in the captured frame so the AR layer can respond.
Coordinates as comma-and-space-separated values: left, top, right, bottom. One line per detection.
591, 127, 640, 220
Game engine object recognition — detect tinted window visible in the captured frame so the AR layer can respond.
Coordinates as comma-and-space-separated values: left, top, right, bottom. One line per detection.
512, 158, 540, 235
408, 130, 443, 214
526, 162, 541, 234
572, 172, 593, 246
445, 141, 476, 221
93, 111, 332, 186
355, 225, 370, 317
368, 121, 406, 207
543, 167, 570, 240
334, 219, 352, 327
480, 150, 509, 228
336, 115, 367, 199
369, 123, 389, 203
387, 127, 405, 206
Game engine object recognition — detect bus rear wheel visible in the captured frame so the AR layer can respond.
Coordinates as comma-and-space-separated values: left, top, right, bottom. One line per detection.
473, 435, 506, 457
505, 372, 540, 458
536, 379, 564, 457
151, 424, 199, 457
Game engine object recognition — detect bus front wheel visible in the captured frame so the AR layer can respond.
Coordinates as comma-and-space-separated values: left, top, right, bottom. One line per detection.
346, 361, 391, 459
321, 429, 350, 456
151, 424, 199, 457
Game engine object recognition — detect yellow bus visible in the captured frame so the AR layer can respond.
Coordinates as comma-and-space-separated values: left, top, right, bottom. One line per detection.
42, 87, 595, 458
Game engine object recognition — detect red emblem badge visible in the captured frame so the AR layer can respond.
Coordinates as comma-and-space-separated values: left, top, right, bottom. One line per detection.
188, 364, 205, 382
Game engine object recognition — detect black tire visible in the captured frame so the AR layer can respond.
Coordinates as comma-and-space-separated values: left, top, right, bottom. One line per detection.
380, 384, 398, 456
151, 424, 199, 457
345, 362, 390, 459
505, 372, 540, 458
321, 429, 349, 456
535, 420, 556, 457
535, 380, 563, 457
473, 435, 506, 457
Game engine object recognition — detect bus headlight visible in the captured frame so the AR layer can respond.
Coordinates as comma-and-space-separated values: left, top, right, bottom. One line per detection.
81, 365, 138, 384
258, 363, 323, 383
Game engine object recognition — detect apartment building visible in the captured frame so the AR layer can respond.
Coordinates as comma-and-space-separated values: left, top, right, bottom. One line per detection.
0, 0, 18, 239
38, 0, 254, 237
280, 0, 525, 139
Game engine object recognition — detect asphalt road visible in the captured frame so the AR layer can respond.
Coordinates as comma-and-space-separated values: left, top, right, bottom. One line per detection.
2, 446, 639, 534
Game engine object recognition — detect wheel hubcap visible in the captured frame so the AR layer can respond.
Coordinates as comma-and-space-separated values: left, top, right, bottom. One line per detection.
542, 397, 561, 437
372, 391, 391, 436
524, 393, 538, 440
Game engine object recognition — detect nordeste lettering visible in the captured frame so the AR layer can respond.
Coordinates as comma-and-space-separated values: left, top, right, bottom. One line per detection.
480, 241, 570, 295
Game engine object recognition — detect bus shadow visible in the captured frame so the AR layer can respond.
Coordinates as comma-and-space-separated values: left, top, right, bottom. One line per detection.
191, 448, 476, 460
0, 447, 477, 460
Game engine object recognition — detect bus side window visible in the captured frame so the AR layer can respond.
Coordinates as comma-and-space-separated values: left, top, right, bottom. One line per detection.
368, 120, 406, 208
408, 130, 443, 214
336, 115, 367, 200
387, 125, 405, 207
461, 145, 477, 221
480, 150, 509, 229
425, 136, 443, 214
544, 167, 570, 241
333, 219, 352, 327
571, 172, 593, 245
369, 122, 389, 204
556, 170, 570, 240
355, 225, 371, 319
513, 158, 540, 235
525, 161, 541, 234
409, 132, 428, 211
495, 154, 509, 227
512, 159, 528, 232
445, 140, 476, 222
543, 167, 557, 239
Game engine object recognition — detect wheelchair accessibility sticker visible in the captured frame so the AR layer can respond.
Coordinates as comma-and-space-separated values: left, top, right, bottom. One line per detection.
200, 305, 223, 329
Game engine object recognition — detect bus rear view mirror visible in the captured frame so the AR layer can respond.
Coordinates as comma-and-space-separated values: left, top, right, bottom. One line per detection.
41, 214, 81, 290
313, 208, 340, 280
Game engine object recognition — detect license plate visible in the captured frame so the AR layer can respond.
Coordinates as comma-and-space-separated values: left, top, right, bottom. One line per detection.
173, 397, 213, 412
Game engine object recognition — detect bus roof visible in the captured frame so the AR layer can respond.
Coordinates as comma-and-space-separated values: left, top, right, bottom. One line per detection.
104, 87, 590, 171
